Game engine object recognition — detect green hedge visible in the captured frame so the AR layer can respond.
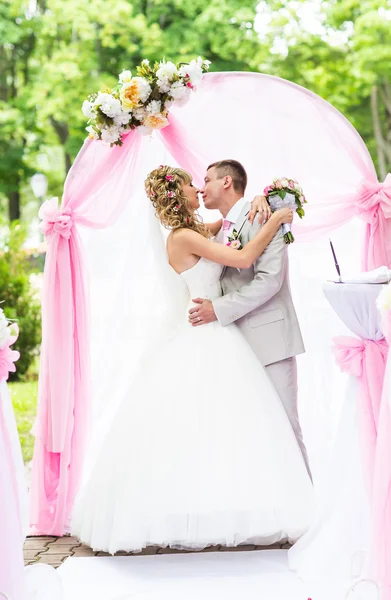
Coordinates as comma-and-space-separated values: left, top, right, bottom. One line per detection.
0, 221, 42, 380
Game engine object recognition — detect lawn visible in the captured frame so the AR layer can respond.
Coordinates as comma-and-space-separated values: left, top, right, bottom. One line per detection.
9, 379, 38, 463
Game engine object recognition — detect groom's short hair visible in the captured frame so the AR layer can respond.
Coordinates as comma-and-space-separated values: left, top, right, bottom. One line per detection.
207, 160, 248, 195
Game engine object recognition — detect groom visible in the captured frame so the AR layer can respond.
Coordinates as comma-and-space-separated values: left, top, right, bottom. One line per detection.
189, 159, 311, 477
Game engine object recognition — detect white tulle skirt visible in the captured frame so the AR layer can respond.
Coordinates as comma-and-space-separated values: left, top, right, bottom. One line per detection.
72, 319, 314, 554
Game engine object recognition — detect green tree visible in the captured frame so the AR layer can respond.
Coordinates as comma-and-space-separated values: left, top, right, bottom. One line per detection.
0, 0, 264, 223
257, 0, 391, 177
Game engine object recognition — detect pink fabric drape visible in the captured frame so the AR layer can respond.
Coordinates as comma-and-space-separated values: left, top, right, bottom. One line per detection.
30, 131, 141, 535
370, 311, 391, 600
333, 336, 388, 490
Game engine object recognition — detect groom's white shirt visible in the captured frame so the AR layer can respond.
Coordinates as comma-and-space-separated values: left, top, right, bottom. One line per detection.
223, 196, 247, 241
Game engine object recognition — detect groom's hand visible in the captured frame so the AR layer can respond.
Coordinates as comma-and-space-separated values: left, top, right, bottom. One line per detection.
189, 298, 217, 326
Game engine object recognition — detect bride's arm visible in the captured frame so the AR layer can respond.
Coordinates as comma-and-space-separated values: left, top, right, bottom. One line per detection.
205, 219, 223, 236
177, 209, 292, 270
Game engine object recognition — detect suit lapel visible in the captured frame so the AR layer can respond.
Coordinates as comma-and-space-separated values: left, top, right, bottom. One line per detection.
220, 202, 250, 279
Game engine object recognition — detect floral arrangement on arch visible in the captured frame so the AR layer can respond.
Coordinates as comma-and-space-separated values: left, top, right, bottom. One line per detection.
82, 57, 211, 146
0, 308, 19, 382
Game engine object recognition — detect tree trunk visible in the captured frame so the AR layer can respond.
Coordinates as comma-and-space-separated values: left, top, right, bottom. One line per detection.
50, 118, 71, 174
371, 85, 387, 180
8, 189, 21, 222
65, 152, 72, 174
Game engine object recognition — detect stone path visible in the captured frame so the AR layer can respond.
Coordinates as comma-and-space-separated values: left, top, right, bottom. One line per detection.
24, 536, 291, 568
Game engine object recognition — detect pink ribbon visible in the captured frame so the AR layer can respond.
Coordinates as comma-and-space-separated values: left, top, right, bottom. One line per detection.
355, 174, 391, 224
355, 174, 391, 270
333, 335, 389, 493
39, 197, 74, 240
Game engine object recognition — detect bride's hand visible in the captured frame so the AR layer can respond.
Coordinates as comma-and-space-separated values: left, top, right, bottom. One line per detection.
248, 195, 272, 225
271, 207, 294, 225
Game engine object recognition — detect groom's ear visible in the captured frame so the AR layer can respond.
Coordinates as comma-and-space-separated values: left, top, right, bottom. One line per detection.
223, 175, 233, 189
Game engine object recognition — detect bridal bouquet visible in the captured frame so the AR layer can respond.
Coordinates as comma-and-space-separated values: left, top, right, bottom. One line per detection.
0, 308, 19, 381
263, 178, 307, 244
82, 56, 211, 146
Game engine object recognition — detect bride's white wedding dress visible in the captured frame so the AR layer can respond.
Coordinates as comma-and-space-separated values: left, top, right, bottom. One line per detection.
72, 257, 314, 554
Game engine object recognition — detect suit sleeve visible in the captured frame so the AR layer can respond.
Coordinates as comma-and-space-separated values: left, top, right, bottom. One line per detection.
213, 224, 287, 326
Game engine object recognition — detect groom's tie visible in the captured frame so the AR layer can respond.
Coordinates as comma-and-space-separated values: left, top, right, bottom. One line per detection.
223, 219, 232, 245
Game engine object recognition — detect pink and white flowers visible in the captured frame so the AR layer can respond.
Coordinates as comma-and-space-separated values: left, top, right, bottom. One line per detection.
83, 56, 211, 146
0, 308, 20, 382
263, 177, 307, 244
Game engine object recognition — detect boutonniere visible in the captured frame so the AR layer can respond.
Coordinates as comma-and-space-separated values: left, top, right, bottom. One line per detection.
227, 229, 242, 250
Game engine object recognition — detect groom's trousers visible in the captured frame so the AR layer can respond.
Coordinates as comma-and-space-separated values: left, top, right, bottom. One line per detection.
265, 357, 312, 480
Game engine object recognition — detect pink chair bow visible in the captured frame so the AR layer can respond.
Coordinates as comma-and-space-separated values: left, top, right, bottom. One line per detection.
39, 197, 73, 240
355, 174, 391, 270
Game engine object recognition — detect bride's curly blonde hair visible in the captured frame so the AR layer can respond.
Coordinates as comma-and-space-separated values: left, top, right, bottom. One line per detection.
145, 165, 210, 238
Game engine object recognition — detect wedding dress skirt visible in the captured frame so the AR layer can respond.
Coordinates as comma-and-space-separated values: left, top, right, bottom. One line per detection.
72, 258, 314, 554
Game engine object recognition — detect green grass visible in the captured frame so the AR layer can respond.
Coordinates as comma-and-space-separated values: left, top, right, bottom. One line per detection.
9, 379, 38, 463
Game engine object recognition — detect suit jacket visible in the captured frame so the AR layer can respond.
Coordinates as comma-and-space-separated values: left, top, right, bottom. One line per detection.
213, 201, 305, 367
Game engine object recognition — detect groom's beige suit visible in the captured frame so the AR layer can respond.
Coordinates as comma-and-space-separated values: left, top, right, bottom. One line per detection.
213, 198, 310, 475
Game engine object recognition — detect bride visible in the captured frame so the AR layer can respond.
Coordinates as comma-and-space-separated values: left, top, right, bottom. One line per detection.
71, 165, 314, 554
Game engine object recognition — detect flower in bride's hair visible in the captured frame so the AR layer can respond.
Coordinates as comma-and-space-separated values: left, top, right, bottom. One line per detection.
143, 113, 169, 130
173, 204, 180, 213
165, 175, 173, 181
167, 191, 176, 199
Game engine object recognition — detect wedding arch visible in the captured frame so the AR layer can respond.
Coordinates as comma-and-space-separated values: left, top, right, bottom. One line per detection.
29, 70, 391, 595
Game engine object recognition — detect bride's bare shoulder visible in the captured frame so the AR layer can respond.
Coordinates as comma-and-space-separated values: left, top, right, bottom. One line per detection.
169, 228, 201, 246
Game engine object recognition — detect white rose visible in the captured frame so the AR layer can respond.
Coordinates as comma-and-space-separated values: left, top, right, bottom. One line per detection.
157, 78, 171, 93
102, 100, 122, 118
179, 60, 203, 86
156, 61, 178, 81
133, 77, 152, 103
82, 100, 94, 119
119, 70, 132, 83
114, 110, 132, 126
146, 100, 161, 115
101, 126, 121, 145
170, 82, 191, 106
281, 178, 289, 188
133, 106, 146, 121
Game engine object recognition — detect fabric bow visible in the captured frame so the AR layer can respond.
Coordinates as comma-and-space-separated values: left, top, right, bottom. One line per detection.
355, 173, 391, 224
333, 336, 388, 378
39, 197, 73, 240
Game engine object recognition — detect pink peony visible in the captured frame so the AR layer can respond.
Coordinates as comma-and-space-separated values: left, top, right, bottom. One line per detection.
275, 180, 282, 189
